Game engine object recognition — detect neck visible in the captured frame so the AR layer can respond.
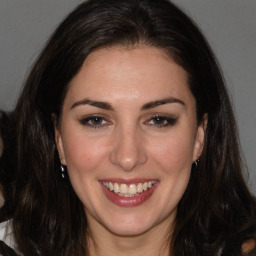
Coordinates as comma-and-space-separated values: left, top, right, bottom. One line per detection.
86, 217, 173, 256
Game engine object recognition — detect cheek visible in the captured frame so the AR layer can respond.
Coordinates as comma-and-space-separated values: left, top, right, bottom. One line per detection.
62, 130, 108, 175
149, 130, 195, 173
62, 131, 110, 207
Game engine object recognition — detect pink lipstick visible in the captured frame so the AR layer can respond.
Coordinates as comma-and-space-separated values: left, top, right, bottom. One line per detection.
99, 179, 159, 207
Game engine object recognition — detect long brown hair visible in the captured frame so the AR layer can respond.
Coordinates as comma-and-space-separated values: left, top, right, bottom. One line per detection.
11, 0, 256, 255
0, 110, 16, 222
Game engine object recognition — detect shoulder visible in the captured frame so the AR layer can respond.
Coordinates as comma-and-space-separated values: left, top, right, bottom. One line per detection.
0, 220, 22, 256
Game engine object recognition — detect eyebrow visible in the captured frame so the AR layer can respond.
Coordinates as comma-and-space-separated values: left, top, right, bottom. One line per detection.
141, 97, 185, 110
71, 99, 114, 110
70, 97, 185, 111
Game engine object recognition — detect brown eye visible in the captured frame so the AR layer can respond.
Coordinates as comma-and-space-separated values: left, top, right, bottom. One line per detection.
80, 115, 109, 128
146, 115, 177, 128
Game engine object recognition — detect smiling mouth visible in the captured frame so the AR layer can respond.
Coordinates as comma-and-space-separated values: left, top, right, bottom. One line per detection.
102, 181, 157, 197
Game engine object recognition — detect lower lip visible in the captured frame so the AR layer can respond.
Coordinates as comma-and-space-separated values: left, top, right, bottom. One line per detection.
100, 182, 158, 207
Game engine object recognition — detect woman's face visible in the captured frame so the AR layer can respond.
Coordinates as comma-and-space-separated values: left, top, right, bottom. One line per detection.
55, 46, 206, 237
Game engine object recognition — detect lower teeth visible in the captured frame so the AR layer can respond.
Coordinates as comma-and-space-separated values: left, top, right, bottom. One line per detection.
115, 192, 139, 197
113, 186, 155, 197
123, 193, 140, 197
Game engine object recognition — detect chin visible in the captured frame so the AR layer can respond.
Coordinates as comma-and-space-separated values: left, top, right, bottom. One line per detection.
102, 213, 158, 237
107, 223, 151, 237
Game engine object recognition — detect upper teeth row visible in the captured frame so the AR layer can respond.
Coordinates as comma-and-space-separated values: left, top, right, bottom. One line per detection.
102, 181, 156, 195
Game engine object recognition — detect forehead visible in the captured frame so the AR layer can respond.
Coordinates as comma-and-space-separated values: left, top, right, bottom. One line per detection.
65, 46, 193, 107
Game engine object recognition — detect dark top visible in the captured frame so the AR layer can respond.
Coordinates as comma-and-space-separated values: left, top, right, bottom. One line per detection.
0, 241, 20, 256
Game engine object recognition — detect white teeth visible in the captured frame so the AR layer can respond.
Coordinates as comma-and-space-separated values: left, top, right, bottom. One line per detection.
137, 183, 143, 193
120, 184, 128, 194
103, 181, 109, 188
114, 183, 120, 193
128, 184, 137, 195
143, 182, 148, 191
109, 182, 114, 191
103, 181, 157, 196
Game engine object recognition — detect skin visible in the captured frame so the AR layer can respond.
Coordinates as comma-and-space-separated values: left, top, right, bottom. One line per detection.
55, 46, 207, 256
242, 239, 256, 255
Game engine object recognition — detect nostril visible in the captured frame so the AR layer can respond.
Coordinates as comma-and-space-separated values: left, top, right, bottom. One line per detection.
109, 128, 148, 171
109, 144, 148, 172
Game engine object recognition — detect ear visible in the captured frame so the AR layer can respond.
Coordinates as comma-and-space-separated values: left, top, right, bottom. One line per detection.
193, 113, 208, 161
52, 114, 67, 166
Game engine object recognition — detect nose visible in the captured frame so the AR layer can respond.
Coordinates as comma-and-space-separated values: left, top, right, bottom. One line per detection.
109, 126, 148, 172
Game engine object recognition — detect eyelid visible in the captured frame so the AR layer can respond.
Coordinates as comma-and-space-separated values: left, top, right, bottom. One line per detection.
78, 112, 177, 130
143, 113, 178, 128
79, 114, 112, 128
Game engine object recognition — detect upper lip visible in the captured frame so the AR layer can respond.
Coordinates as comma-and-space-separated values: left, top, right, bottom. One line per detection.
99, 178, 159, 184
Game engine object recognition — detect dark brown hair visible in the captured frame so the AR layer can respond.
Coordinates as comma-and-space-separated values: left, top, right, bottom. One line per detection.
10, 0, 256, 255
0, 110, 16, 222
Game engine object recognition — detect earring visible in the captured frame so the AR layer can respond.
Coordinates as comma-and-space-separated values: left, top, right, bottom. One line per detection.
60, 164, 66, 179
194, 159, 200, 167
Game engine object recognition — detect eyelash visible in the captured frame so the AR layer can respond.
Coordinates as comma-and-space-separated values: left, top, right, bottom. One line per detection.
79, 115, 110, 129
79, 114, 177, 129
145, 115, 177, 128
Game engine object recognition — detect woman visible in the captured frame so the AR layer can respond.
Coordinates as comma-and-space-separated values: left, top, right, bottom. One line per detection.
0, 0, 255, 255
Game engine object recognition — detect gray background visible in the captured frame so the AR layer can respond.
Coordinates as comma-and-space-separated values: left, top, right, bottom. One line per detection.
0, 1, 255, 195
